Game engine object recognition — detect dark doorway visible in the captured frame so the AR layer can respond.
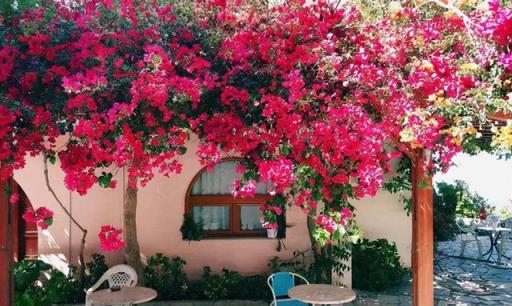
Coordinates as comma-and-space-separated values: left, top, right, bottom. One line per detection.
0, 179, 38, 305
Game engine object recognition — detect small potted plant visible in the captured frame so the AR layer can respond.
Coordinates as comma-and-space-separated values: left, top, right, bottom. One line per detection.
260, 205, 283, 238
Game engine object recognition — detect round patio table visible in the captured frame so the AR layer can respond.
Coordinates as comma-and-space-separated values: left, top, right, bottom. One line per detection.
477, 226, 511, 261
87, 287, 157, 305
288, 284, 356, 305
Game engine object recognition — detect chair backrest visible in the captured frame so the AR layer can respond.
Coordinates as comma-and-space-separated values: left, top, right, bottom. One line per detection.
456, 218, 476, 234
502, 217, 512, 229
267, 272, 308, 299
487, 215, 501, 227
87, 264, 137, 294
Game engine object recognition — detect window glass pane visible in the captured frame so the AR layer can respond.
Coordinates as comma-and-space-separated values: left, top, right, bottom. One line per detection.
192, 160, 269, 195
192, 206, 230, 230
240, 205, 264, 231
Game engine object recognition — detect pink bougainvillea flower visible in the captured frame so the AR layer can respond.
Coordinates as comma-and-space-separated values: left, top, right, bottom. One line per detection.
22, 207, 54, 229
257, 158, 294, 193
232, 178, 257, 198
9, 192, 19, 205
98, 225, 125, 252
316, 215, 337, 234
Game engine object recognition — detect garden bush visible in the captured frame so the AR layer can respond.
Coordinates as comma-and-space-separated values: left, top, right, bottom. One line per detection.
434, 182, 459, 242
15, 254, 271, 303
189, 267, 270, 301
352, 238, 404, 291
144, 253, 189, 300
14, 253, 110, 306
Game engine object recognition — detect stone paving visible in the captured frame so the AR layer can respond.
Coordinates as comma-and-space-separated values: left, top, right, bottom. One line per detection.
345, 234, 512, 306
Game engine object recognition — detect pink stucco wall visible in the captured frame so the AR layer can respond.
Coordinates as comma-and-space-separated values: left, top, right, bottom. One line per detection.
14, 139, 411, 279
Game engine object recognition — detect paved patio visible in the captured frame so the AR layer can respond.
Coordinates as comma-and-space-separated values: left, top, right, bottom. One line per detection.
346, 233, 512, 306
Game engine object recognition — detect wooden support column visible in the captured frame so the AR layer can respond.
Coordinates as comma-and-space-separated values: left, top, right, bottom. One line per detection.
412, 149, 434, 306
0, 181, 14, 306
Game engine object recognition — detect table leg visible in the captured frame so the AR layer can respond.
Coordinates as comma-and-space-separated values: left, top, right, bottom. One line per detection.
482, 232, 494, 258
496, 232, 511, 261
487, 232, 498, 261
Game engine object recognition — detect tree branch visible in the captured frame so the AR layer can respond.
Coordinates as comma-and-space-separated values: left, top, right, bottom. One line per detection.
43, 152, 87, 285
43, 153, 86, 233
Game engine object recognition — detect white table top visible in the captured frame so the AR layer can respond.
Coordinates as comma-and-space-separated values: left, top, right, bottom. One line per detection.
88, 287, 157, 305
288, 284, 356, 305
477, 226, 512, 232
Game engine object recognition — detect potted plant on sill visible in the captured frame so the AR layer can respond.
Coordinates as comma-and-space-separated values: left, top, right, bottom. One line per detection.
260, 205, 283, 238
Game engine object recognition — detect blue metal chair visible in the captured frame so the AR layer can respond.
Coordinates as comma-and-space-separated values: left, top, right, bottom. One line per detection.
267, 272, 309, 306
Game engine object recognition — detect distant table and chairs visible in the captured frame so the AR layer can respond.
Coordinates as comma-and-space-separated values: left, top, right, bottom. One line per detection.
457, 216, 512, 264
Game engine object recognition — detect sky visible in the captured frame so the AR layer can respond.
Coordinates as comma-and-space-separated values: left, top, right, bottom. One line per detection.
434, 152, 512, 210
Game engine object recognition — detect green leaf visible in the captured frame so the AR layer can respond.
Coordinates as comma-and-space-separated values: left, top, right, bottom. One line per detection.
97, 173, 113, 188
47, 154, 56, 165
178, 146, 187, 154
44, 218, 53, 227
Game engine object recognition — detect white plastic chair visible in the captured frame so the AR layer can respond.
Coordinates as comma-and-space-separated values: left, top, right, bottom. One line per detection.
85, 264, 138, 306
486, 215, 501, 228
267, 272, 309, 306
456, 219, 483, 258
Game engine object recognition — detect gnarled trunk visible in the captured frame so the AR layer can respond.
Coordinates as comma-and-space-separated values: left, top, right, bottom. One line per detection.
123, 185, 145, 284
307, 214, 332, 284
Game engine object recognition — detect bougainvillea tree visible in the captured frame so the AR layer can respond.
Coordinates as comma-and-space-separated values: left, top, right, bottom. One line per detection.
1, 0, 511, 283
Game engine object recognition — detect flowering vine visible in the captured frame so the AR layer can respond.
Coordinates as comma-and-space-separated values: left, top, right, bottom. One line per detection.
98, 225, 125, 252
22, 207, 54, 229
0, 0, 511, 248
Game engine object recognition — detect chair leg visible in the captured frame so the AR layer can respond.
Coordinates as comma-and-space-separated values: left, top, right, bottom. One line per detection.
476, 239, 483, 258
460, 240, 466, 257
497, 239, 505, 263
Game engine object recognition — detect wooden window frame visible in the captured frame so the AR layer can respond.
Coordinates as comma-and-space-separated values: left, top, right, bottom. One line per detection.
185, 159, 270, 238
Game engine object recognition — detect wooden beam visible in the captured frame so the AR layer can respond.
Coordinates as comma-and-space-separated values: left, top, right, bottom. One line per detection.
487, 112, 512, 122
412, 149, 434, 306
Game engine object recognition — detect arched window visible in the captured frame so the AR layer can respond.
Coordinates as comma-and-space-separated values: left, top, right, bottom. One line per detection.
185, 159, 270, 238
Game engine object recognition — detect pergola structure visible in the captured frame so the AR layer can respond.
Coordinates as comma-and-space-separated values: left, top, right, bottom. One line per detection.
410, 112, 511, 306
1, 115, 510, 306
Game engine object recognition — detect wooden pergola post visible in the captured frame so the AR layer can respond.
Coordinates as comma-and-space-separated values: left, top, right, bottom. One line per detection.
411, 149, 434, 306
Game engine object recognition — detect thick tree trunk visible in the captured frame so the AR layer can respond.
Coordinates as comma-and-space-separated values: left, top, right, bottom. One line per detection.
123, 185, 145, 284
306, 214, 332, 283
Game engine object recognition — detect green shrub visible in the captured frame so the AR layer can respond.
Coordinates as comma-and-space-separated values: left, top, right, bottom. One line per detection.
14, 260, 50, 292
15, 255, 271, 303
85, 253, 109, 288
229, 274, 270, 300
14, 260, 50, 306
145, 253, 189, 300
434, 182, 459, 241
198, 266, 229, 300
14, 254, 109, 306
180, 213, 204, 241
43, 269, 83, 304
352, 238, 404, 291
192, 267, 270, 301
